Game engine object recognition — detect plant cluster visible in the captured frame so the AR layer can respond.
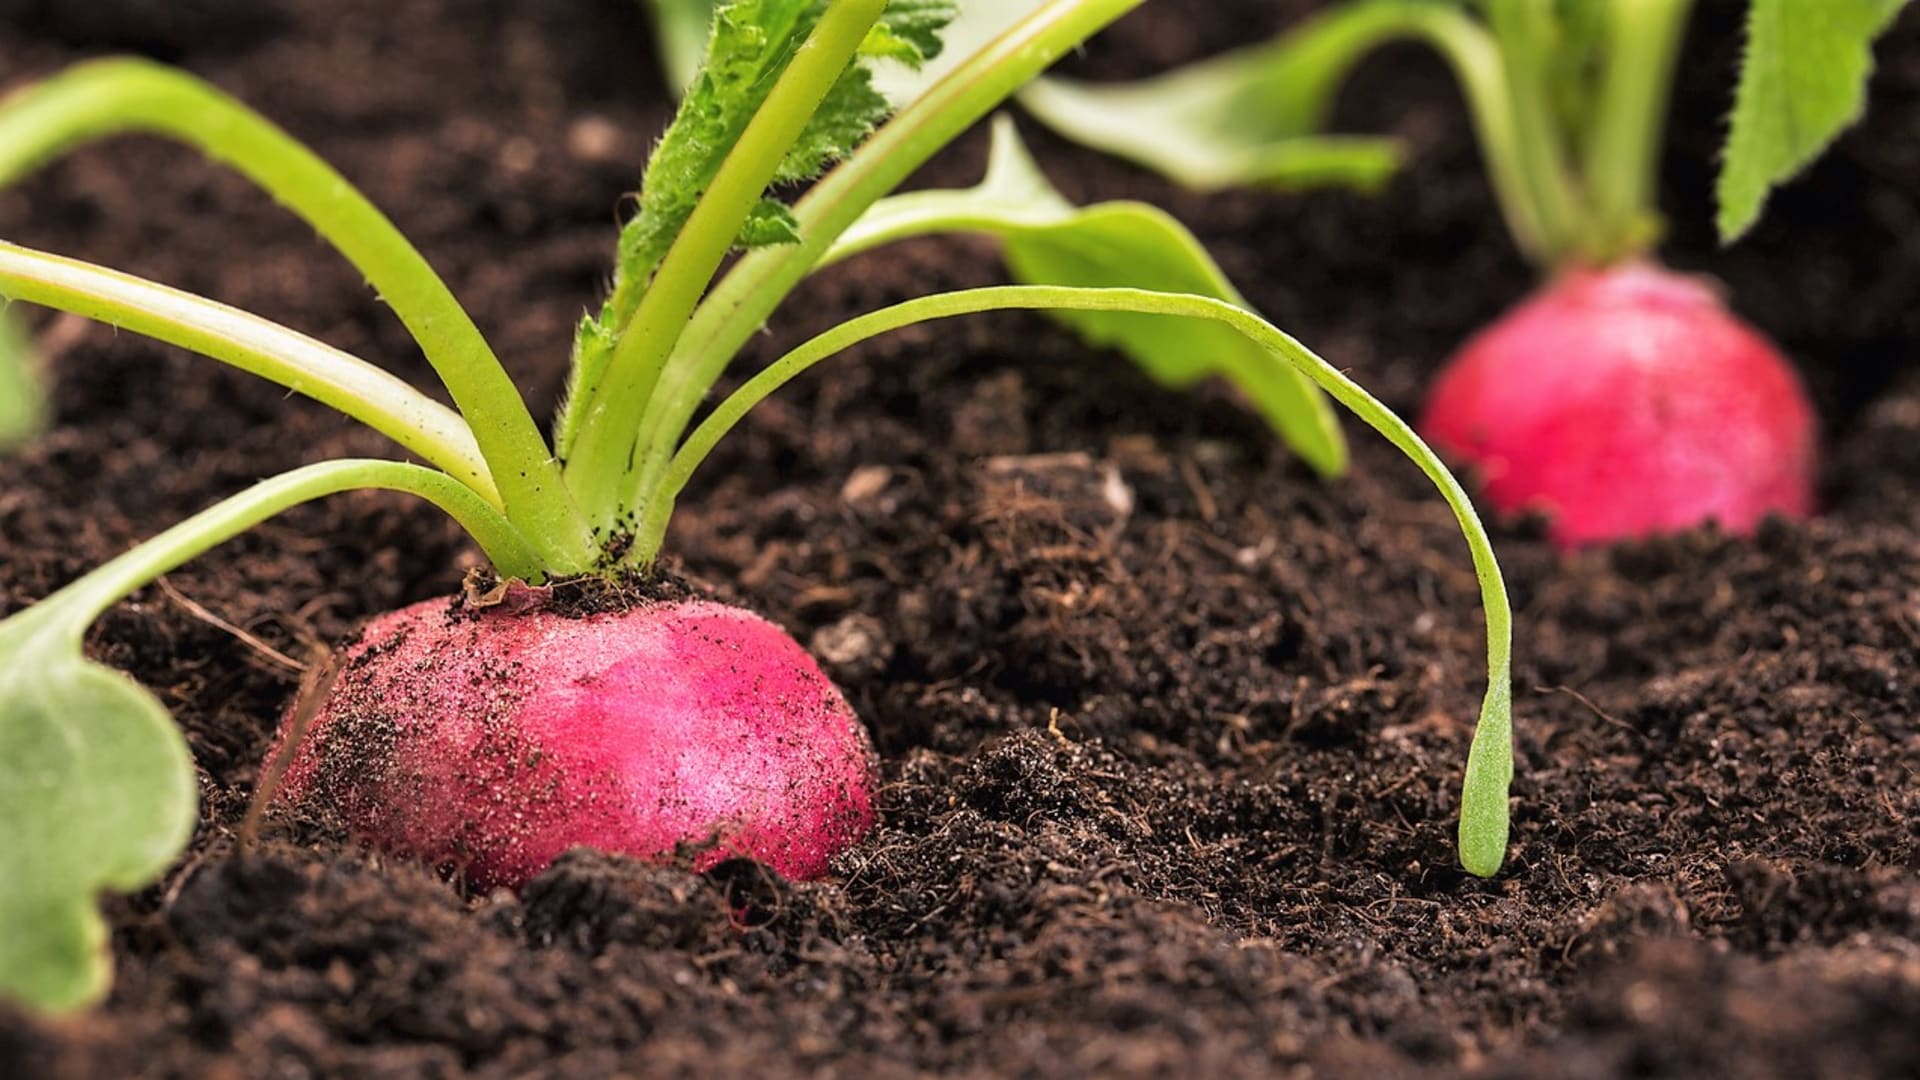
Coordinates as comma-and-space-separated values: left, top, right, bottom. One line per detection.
0, 0, 1516, 1013
1023, 0, 1906, 546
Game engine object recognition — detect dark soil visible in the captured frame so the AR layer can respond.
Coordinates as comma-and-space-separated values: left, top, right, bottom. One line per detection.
2, 0, 1917, 1076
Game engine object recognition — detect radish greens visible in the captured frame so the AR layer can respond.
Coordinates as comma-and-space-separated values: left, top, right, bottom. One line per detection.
1020, 0, 1911, 256
824, 115, 1346, 476
0, 0, 1515, 1013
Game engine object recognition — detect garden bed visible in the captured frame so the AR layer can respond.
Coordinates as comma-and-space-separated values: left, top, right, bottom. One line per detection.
1, 0, 1916, 1075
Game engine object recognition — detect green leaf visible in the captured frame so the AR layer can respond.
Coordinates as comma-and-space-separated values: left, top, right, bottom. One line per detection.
860, 0, 953, 66
624, 0, 950, 281
646, 0, 952, 94
771, 61, 890, 185
826, 116, 1347, 476
1718, 0, 1910, 242
0, 307, 46, 452
1015, 1, 1423, 193
0, 617, 197, 1013
739, 196, 804, 245
559, 0, 953, 458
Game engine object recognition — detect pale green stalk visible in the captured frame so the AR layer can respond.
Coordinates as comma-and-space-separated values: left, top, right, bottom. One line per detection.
1483, 0, 1588, 263
0, 59, 591, 567
0, 241, 497, 503
561, 0, 889, 521
18, 460, 543, 645
620, 0, 1149, 543
1583, 0, 1694, 261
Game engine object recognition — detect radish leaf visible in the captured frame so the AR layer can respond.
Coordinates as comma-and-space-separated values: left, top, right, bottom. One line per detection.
872, 0, 1038, 106
0, 618, 197, 1013
828, 117, 1347, 476
1016, 2, 1422, 193
645, 0, 955, 96
1718, 0, 1911, 242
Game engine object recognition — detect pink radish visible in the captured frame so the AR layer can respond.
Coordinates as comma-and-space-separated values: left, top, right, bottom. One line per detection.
1018, 1, 1888, 548
1420, 262, 1817, 549
271, 593, 877, 889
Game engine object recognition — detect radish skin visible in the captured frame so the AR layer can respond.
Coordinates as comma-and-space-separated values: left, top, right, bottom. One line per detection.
1420, 262, 1817, 548
272, 596, 877, 889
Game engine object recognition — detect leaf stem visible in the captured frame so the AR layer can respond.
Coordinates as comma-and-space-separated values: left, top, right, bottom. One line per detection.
0, 58, 591, 568
0, 241, 498, 504
560, 0, 888, 523
1483, 0, 1588, 265
620, 0, 1149, 544
1582, 0, 1693, 262
628, 283, 1513, 876
0, 307, 43, 450
26, 460, 544, 642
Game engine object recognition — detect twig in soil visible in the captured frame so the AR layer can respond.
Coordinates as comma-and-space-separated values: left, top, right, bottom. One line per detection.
238, 649, 341, 849
1179, 454, 1219, 523
157, 577, 306, 675
1046, 707, 1074, 745
1535, 684, 1641, 739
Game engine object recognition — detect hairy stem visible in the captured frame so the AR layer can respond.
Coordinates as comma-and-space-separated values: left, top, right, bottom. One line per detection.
0, 58, 591, 567
560, 0, 888, 523
621, 0, 1149, 544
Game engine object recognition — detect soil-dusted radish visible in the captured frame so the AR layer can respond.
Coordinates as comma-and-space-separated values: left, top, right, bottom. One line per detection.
1023, 0, 1907, 547
278, 593, 874, 888
0, 0, 1518, 1013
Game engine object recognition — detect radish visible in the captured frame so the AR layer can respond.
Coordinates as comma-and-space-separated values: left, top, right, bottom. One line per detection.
1023, 0, 1906, 547
1421, 262, 1817, 548
272, 592, 875, 889
1399, 0, 1843, 549
1, 0, 1523, 1013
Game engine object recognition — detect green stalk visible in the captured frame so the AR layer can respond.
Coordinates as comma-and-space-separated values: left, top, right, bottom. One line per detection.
621, 0, 1148, 543
633, 283, 1514, 876
1380, 3, 1557, 267
25, 460, 544, 642
0, 241, 498, 504
560, 0, 888, 521
1582, 0, 1694, 262
1483, 0, 1588, 265
0, 59, 592, 568
0, 308, 43, 451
